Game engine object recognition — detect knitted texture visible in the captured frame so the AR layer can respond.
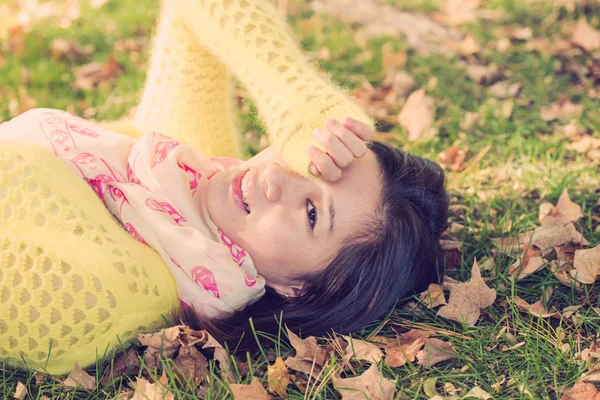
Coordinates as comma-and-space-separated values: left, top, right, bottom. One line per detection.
0, 141, 180, 374
134, 4, 243, 158
165, 0, 374, 176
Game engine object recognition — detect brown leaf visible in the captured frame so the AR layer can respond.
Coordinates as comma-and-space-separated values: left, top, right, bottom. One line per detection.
562, 305, 582, 319
488, 81, 522, 99
460, 112, 480, 131
63, 363, 96, 391
312, 0, 461, 55
459, 35, 482, 55
581, 340, 600, 366
493, 231, 535, 256
418, 283, 447, 308
466, 64, 502, 85
531, 212, 589, 254
383, 329, 429, 368
540, 99, 583, 121
12, 382, 27, 400
508, 245, 545, 280
343, 336, 384, 363
382, 50, 407, 72
131, 373, 174, 400
439, 0, 481, 26
464, 386, 493, 399
50, 38, 94, 61
173, 345, 208, 387
570, 244, 600, 284
74, 55, 124, 90
572, 18, 600, 52
437, 260, 497, 325
229, 377, 272, 400
398, 88, 436, 141
512, 287, 557, 318
286, 327, 329, 368
267, 357, 290, 396
416, 338, 456, 368
332, 364, 396, 400
203, 333, 234, 383
284, 357, 318, 374
100, 348, 140, 387
562, 369, 600, 399
555, 189, 584, 222
437, 144, 467, 172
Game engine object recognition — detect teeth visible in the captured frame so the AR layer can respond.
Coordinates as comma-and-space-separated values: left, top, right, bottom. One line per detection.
240, 171, 250, 212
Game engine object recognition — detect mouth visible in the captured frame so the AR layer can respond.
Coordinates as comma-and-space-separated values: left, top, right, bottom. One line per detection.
231, 168, 251, 214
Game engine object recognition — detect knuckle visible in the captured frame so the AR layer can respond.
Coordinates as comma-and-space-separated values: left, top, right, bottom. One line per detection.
337, 153, 353, 168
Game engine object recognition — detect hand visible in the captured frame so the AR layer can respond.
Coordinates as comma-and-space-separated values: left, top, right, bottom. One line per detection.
307, 117, 375, 182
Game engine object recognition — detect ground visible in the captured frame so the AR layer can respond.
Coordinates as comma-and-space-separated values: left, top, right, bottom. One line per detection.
0, 0, 599, 398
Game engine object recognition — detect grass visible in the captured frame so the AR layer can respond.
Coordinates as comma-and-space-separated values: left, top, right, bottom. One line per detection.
1, 0, 600, 398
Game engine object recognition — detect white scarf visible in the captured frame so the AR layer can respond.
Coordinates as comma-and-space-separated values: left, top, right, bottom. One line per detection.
0, 108, 266, 316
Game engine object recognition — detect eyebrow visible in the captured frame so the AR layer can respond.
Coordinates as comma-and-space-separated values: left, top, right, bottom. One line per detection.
328, 195, 335, 233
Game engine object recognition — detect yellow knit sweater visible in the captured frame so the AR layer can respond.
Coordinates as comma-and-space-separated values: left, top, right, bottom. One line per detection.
0, 0, 372, 374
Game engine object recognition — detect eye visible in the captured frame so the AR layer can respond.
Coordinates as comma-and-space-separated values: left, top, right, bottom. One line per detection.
306, 199, 317, 231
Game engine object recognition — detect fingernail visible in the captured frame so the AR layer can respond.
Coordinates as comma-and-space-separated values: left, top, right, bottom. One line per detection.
309, 163, 319, 176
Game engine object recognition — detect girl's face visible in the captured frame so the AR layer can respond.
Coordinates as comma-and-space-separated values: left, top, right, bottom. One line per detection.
206, 145, 382, 296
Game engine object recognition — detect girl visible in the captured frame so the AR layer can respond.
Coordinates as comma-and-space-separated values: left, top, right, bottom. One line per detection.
0, 0, 448, 374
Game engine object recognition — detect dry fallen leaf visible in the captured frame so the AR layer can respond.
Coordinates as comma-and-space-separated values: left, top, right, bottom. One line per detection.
173, 345, 208, 387
581, 339, 600, 366
203, 333, 234, 383
508, 245, 545, 280
466, 64, 502, 85
437, 144, 468, 172
383, 329, 429, 368
100, 348, 140, 387
438, 0, 481, 26
131, 372, 174, 400
74, 55, 125, 90
343, 335, 384, 363
540, 99, 583, 121
488, 81, 522, 99
286, 327, 330, 368
437, 260, 497, 325
512, 287, 558, 318
570, 244, 600, 284
531, 212, 589, 254
461, 112, 480, 131
12, 382, 27, 400
562, 368, 600, 399
313, 0, 461, 55
398, 88, 436, 141
554, 188, 584, 222
459, 35, 482, 55
572, 18, 600, 52
267, 357, 290, 396
464, 386, 493, 399
416, 338, 456, 368
50, 38, 94, 61
63, 363, 96, 391
419, 283, 447, 308
229, 377, 273, 400
332, 364, 396, 400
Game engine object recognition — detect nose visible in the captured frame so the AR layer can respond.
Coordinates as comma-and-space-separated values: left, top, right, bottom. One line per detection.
264, 160, 293, 202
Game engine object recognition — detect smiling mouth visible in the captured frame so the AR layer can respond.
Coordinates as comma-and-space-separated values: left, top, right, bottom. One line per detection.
231, 168, 251, 214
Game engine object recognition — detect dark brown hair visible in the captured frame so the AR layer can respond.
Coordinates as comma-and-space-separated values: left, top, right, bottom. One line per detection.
181, 141, 449, 351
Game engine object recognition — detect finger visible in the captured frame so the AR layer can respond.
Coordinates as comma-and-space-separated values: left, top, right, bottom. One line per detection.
341, 117, 375, 141
324, 119, 368, 159
307, 146, 342, 182
312, 127, 354, 169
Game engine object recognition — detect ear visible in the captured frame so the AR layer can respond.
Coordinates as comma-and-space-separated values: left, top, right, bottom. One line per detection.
270, 283, 304, 298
